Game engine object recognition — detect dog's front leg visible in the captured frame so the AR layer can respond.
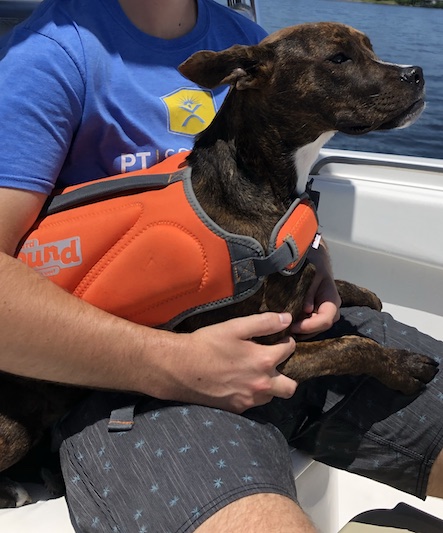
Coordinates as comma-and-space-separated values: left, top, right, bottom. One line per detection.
335, 279, 382, 311
278, 336, 438, 395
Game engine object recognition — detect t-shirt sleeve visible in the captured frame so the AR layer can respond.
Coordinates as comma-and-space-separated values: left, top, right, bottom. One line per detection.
0, 29, 85, 195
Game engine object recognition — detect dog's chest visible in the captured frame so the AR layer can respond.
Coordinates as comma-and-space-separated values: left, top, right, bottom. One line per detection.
292, 132, 335, 195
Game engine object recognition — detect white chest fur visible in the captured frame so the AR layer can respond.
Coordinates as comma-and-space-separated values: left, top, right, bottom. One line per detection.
293, 131, 335, 195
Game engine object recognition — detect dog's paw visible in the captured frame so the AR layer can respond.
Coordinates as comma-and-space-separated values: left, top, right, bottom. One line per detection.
0, 477, 32, 508
380, 351, 439, 395
335, 279, 382, 311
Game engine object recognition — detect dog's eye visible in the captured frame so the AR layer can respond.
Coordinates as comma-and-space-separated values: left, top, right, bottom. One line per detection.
328, 53, 351, 64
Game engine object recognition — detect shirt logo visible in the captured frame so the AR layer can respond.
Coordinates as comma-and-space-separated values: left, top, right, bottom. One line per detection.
161, 88, 217, 136
17, 237, 82, 276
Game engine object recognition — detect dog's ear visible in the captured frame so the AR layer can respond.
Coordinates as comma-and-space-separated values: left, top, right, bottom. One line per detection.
179, 44, 272, 90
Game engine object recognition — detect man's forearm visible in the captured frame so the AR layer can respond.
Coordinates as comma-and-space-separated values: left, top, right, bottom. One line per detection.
0, 252, 298, 412
0, 251, 174, 395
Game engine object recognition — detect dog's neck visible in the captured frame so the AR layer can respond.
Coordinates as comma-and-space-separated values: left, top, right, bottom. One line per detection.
292, 132, 335, 195
188, 88, 335, 217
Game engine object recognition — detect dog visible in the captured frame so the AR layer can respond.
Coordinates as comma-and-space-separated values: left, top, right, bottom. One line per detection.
176, 21, 436, 388
0, 22, 438, 507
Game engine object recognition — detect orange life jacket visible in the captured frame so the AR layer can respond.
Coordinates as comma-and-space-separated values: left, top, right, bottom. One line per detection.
17, 152, 319, 329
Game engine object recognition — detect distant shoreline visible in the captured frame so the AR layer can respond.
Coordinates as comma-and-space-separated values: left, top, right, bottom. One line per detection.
345, 0, 395, 4
343, 0, 443, 7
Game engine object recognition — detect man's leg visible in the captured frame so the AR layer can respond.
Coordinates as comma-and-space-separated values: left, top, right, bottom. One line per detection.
195, 305, 443, 533
196, 493, 316, 532
428, 451, 443, 497
58, 391, 307, 532
290, 306, 443, 501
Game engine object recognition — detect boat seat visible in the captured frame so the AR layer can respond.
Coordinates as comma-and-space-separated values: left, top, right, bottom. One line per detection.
339, 503, 443, 533
0, 489, 73, 533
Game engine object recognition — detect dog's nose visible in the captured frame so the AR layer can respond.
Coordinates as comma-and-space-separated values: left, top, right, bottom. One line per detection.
400, 66, 424, 88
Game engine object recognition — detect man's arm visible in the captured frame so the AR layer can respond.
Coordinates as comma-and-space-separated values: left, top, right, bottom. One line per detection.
0, 187, 297, 413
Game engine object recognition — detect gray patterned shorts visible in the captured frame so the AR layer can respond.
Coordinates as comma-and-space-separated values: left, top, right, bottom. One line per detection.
59, 307, 443, 532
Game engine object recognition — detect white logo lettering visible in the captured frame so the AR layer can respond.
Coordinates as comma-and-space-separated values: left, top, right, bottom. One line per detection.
18, 237, 83, 276
121, 151, 152, 173
120, 148, 190, 172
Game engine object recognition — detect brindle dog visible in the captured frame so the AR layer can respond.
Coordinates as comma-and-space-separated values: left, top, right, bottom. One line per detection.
177, 22, 436, 388
0, 22, 438, 507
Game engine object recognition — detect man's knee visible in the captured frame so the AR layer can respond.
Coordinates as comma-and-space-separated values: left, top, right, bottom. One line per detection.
195, 492, 317, 532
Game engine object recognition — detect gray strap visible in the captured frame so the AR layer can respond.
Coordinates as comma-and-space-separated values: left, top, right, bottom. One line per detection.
253, 239, 300, 277
108, 405, 136, 432
306, 178, 320, 210
44, 171, 187, 216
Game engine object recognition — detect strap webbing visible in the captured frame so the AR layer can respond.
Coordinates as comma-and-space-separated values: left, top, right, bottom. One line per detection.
252, 239, 301, 277
44, 172, 185, 216
108, 405, 136, 432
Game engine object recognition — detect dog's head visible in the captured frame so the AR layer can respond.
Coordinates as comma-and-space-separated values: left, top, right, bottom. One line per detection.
179, 22, 425, 139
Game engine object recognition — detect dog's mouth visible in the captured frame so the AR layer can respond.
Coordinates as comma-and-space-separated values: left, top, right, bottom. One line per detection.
338, 98, 425, 136
377, 99, 425, 131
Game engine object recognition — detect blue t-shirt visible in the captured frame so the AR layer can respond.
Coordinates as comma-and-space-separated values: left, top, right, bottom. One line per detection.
0, 0, 267, 193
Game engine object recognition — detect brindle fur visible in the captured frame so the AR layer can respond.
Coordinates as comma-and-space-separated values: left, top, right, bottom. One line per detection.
176, 22, 437, 393
0, 22, 438, 506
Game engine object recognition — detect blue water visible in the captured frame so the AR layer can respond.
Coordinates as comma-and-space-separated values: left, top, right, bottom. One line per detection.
257, 0, 443, 159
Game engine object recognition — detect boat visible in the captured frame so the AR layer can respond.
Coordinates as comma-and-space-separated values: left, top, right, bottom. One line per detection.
1, 1, 443, 531
1, 150, 442, 532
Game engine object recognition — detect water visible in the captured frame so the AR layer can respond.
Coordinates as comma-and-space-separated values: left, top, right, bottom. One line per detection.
257, 0, 443, 159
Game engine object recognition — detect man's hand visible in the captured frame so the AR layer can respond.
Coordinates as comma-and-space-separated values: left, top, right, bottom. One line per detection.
169, 313, 298, 414
291, 240, 341, 339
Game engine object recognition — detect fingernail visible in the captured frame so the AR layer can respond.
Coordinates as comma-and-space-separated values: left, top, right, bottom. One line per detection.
279, 313, 292, 325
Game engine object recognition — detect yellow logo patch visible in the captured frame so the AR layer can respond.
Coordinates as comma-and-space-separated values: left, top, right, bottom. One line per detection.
162, 88, 217, 136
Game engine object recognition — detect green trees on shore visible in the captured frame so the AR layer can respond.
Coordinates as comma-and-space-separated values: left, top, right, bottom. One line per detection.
370, 0, 443, 6
394, 0, 443, 6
